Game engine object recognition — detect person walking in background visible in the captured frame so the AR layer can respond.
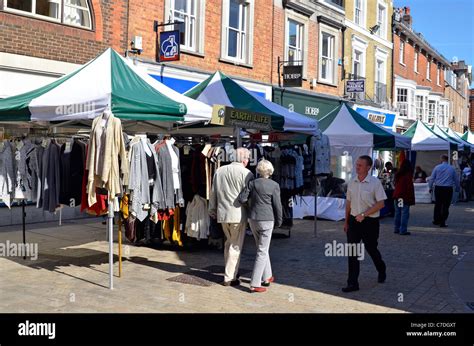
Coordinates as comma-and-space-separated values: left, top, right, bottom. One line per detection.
209, 148, 254, 286
239, 159, 282, 293
429, 155, 460, 228
414, 165, 428, 183
342, 155, 387, 293
393, 159, 415, 235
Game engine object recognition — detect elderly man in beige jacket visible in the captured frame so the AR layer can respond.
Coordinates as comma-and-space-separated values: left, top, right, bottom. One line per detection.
209, 147, 254, 286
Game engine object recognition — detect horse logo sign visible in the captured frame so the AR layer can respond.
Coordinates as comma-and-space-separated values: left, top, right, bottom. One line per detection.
160, 30, 180, 62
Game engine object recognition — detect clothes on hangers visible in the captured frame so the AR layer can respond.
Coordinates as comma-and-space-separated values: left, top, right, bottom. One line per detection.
310, 130, 331, 175
185, 194, 210, 240
86, 111, 128, 207
128, 137, 164, 221
0, 141, 14, 208
14, 139, 40, 202
38, 139, 61, 212
155, 139, 184, 209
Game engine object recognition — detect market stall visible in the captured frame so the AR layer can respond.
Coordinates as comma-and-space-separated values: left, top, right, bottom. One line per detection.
0, 48, 214, 289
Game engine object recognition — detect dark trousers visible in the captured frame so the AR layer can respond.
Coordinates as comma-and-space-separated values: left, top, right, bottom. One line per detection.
347, 216, 386, 286
433, 186, 453, 225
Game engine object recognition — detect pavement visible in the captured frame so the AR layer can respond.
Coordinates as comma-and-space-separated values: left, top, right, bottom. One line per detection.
0, 201, 473, 313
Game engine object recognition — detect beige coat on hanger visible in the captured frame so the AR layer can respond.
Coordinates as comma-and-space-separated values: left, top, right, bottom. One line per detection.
86, 112, 129, 207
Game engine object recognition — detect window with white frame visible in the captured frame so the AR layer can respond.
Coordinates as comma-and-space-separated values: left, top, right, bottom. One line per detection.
354, 0, 365, 27
353, 49, 363, 78
287, 19, 304, 66
416, 95, 424, 120
399, 41, 405, 64
436, 66, 441, 85
171, 0, 197, 51
376, 2, 386, 38
5, 0, 92, 28
221, 0, 253, 63
397, 88, 408, 117
438, 103, 446, 127
426, 59, 431, 80
414, 51, 418, 72
427, 100, 436, 123
320, 31, 335, 83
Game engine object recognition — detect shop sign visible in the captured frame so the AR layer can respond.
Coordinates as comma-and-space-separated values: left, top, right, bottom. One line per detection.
211, 105, 273, 131
282, 65, 303, 87
159, 30, 180, 62
367, 112, 386, 125
346, 80, 365, 93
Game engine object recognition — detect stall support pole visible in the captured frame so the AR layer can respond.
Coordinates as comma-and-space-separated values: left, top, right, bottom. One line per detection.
22, 200, 26, 260
313, 176, 318, 237
108, 200, 114, 289
118, 218, 122, 278
234, 127, 242, 148
59, 207, 62, 226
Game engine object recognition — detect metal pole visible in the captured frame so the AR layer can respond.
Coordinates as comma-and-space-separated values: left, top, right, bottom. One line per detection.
22, 200, 26, 260
234, 127, 242, 148
108, 200, 114, 289
59, 207, 62, 226
314, 176, 318, 237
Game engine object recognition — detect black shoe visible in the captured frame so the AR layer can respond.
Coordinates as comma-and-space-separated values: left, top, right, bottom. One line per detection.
222, 279, 240, 287
440, 223, 448, 228
400, 231, 411, 235
394, 230, 400, 234
433, 221, 440, 225
341, 285, 359, 293
378, 272, 386, 283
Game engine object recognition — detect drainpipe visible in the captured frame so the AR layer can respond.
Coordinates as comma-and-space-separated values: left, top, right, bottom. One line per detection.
391, 21, 395, 112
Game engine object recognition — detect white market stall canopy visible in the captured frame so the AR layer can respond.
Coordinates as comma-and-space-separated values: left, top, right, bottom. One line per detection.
445, 127, 474, 153
431, 124, 463, 152
0, 48, 212, 125
317, 103, 411, 157
184, 71, 318, 135
403, 120, 452, 151
462, 130, 474, 145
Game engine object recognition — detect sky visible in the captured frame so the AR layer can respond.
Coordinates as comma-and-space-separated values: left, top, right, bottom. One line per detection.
393, 0, 474, 87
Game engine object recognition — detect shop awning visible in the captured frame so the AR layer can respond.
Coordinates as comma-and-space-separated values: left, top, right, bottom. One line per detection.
403, 121, 452, 151
272, 87, 341, 120
445, 127, 474, 153
184, 71, 318, 135
318, 103, 411, 156
0, 48, 212, 123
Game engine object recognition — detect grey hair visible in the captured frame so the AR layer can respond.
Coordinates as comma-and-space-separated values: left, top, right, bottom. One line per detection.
235, 147, 250, 163
256, 159, 274, 178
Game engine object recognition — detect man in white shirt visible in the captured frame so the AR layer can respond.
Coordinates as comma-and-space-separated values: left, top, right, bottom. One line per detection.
342, 155, 387, 293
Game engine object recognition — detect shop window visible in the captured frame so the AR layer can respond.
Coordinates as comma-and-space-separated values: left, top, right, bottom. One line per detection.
4, 0, 92, 29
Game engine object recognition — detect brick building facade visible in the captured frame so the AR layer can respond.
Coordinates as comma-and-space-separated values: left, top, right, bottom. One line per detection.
392, 7, 451, 131
0, 0, 127, 97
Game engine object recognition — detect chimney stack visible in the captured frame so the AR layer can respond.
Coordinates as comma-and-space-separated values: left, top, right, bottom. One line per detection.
402, 6, 412, 28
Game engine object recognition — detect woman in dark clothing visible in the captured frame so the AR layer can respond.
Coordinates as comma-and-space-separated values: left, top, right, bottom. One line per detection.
393, 159, 415, 235
238, 159, 282, 293
414, 166, 427, 183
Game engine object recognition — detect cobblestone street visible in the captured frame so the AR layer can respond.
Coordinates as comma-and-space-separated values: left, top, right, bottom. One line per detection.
0, 202, 473, 313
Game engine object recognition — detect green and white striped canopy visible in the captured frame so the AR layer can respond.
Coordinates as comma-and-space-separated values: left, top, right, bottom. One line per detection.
403, 121, 452, 151
445, 127, 474, 153
184, 71, 318, 135
318, 103, 410, 156
0, 48, 212, 123
462, 130, 474, 145
431, 124, 463, 151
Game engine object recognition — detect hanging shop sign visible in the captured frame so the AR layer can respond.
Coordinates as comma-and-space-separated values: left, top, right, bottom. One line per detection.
159, 30, 180, 62
282, 65, 303, 87
346, 80, 365, 93
211, 105, 273, 131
